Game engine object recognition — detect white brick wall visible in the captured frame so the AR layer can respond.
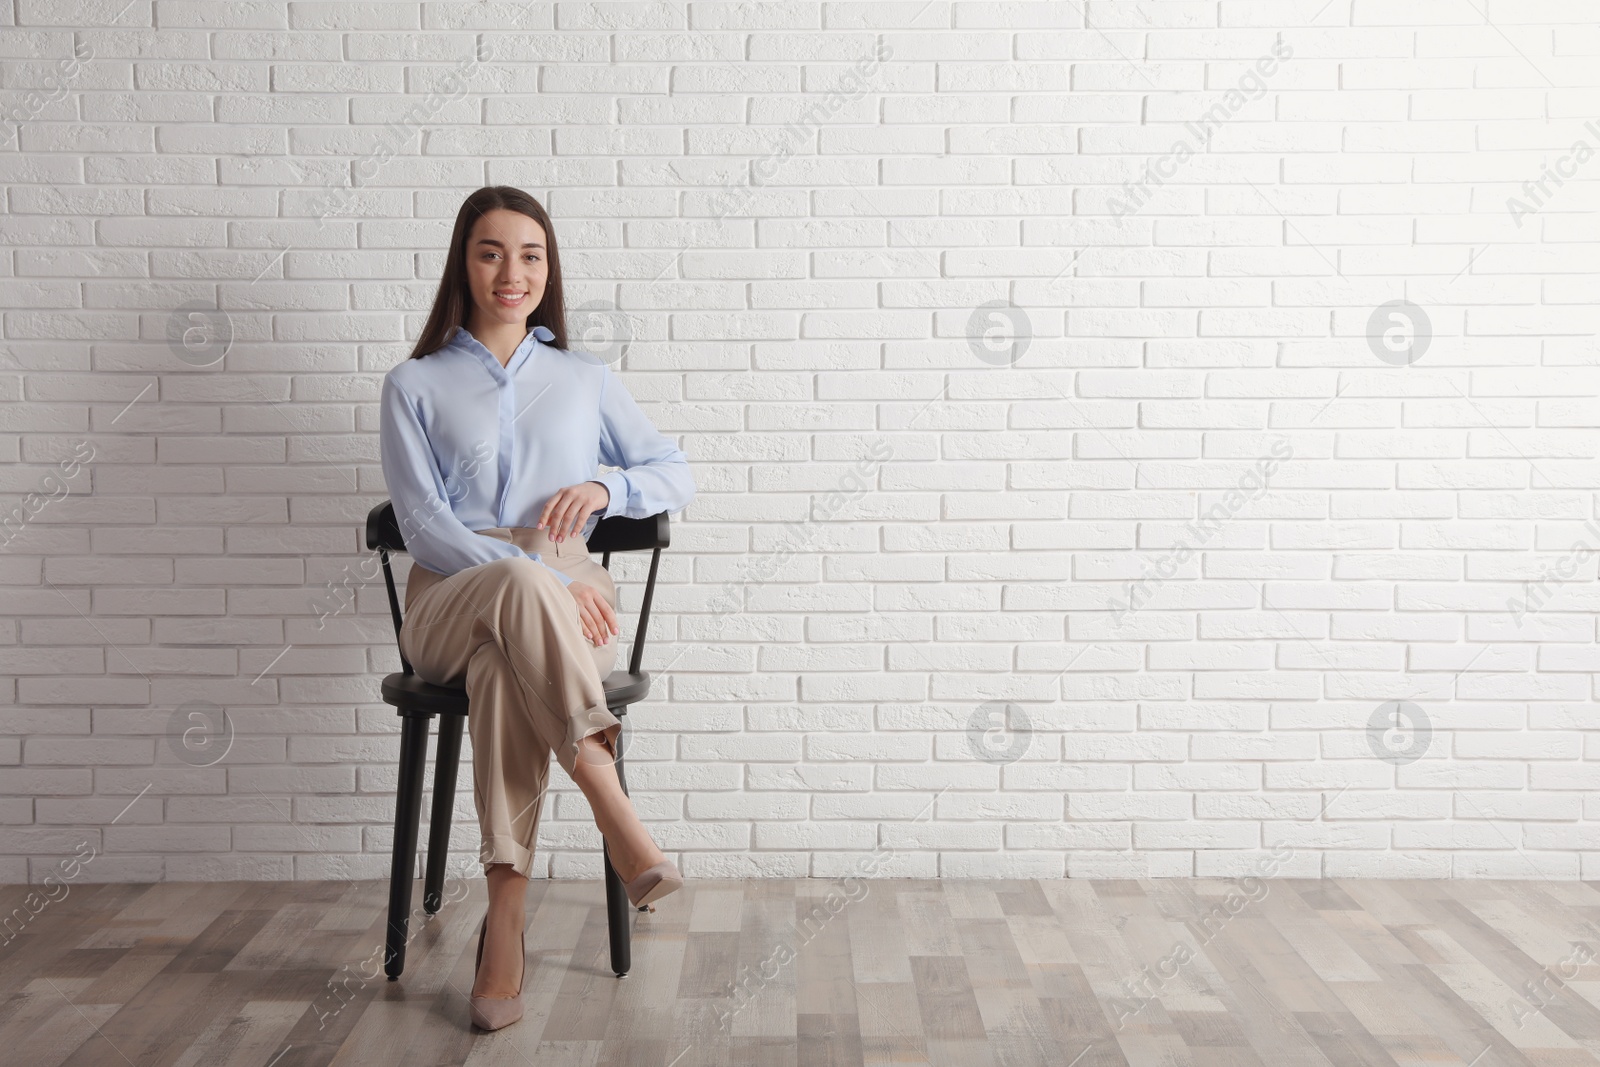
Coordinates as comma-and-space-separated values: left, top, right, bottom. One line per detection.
2, 0, 1599, 885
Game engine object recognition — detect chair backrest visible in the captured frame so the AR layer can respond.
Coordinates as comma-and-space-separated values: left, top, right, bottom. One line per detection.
365, 502, 669, 554
364, 500, 670, 677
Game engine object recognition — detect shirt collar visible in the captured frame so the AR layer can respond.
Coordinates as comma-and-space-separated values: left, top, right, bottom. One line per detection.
448, 324, 554, 379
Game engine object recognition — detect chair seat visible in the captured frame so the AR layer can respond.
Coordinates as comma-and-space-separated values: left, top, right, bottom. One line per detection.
380, 668, 651, 715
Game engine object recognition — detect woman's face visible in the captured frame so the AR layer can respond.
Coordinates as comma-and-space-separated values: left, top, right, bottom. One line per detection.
464, 208, 549, 328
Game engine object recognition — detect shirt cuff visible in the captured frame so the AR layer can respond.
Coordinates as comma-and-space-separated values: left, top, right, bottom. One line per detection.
595, 472, 629, 519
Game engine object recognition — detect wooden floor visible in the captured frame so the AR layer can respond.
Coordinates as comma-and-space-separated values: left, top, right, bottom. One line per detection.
4, 877, 1600, 1066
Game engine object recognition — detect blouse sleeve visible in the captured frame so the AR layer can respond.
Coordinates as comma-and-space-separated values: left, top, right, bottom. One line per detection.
380, 373, 573, 585
592, 366, 696, 521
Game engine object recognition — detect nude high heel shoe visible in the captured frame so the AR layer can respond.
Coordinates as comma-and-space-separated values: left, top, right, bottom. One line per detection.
623, 857, 684, 908
589, 729, 685, 909
469, 915, 525, 1031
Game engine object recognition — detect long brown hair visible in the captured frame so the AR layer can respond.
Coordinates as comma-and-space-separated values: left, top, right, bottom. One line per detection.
407, 186, 567, 360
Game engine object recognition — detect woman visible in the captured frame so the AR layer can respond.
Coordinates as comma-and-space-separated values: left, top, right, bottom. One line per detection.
378, 186, 694, 1031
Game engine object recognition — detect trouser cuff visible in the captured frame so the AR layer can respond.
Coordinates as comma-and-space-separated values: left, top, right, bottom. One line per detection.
481, 836, 535, 878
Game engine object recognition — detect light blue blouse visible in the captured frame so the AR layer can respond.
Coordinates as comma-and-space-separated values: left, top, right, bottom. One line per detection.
378, 324, 695, 585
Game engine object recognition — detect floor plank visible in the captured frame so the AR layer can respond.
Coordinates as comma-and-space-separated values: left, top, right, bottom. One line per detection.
3, 878, 1600, 1066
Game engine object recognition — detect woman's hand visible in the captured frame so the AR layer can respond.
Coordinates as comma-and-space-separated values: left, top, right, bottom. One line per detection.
541, 482, 616, 644
537, 481, 610, 543
567, 579, 619, 647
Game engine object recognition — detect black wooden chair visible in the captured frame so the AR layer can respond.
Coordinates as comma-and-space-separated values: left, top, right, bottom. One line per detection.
365, 500, 669, 981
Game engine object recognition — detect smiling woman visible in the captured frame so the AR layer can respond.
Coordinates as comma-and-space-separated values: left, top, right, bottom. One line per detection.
376, 185, 694, 1031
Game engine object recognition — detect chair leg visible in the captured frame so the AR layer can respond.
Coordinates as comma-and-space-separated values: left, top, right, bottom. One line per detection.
385, 710, 432, 981
603, 838, 631, 978
424, 713, 463, 914
603, 708, 632, 978
612, 714, 630, 798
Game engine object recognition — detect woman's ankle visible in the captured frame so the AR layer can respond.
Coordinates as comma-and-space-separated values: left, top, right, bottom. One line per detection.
484, 864, 527, 920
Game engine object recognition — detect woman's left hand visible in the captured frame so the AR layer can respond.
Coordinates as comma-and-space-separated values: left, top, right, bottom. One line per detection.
566, 580, 618, 646
538, 481, 610, 543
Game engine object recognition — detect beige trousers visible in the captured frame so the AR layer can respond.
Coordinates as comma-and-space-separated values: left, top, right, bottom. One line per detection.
398, 526, 623, 878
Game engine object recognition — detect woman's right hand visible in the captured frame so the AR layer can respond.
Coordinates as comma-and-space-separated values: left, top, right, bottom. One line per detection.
566, 579, 619, 647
